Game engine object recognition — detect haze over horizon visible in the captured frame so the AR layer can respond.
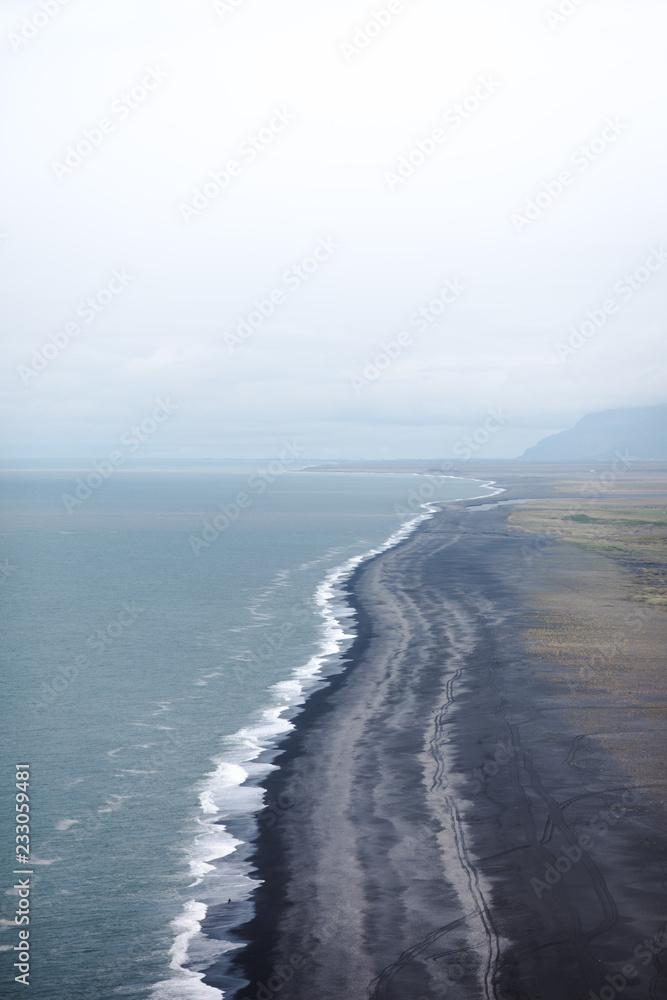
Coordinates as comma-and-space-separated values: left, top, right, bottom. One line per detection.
1, 0, 666, 466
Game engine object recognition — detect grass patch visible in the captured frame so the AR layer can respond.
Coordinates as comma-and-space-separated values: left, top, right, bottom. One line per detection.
509, 497, 667, 609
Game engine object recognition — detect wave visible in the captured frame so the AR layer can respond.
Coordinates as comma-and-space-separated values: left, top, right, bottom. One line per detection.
150, 477, 501, 998
148, 901, 224, 999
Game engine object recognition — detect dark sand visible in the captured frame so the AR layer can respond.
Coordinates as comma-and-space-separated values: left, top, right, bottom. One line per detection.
212, 466, 667, 1000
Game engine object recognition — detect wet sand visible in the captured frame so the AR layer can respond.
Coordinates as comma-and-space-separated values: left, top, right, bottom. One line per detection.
217, 469, 667, 999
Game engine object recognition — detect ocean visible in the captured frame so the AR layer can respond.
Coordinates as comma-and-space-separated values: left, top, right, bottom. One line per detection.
0, 468, 496, 999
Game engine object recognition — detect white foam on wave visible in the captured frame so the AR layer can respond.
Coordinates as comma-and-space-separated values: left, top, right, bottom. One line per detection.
148, 901, 223, 1000
55, 818, 79, 831
188, 766, 252, 886
187, 820, 242, 885
154, 475, 501, 997
244, 567, 294, 625
199, 763, 247, 814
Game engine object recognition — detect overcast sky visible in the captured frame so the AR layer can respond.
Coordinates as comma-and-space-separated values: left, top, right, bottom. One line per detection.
1, 0, 665, 465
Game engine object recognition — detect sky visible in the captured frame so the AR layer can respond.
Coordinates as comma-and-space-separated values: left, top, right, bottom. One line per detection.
1, 0, 666, 465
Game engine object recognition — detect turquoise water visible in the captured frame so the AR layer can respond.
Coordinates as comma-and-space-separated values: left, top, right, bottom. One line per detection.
0, 469, 496, 999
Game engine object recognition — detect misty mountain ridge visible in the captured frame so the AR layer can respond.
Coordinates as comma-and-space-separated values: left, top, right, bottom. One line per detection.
521, 405, 667, 461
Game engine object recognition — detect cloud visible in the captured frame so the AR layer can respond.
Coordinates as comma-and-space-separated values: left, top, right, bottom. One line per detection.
1, 0, 665, 461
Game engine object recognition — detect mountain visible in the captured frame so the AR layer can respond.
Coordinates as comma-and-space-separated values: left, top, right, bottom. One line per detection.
520, 405, 667, 461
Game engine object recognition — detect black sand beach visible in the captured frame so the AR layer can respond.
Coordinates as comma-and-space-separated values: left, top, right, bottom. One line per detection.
212, 466, 667, 1000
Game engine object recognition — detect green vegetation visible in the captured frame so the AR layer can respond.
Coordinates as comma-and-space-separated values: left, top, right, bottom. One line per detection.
510, 502, 667, 608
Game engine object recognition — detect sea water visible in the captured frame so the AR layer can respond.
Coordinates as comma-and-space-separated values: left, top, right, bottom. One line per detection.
0, 468, 496, 999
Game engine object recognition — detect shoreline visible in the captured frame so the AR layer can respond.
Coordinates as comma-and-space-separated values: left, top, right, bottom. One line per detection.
196, 477, 499, 995
161, 474, 499, 999
182, 475, 498, 995
204, 468, 667, 999
221, 555, 379, 990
